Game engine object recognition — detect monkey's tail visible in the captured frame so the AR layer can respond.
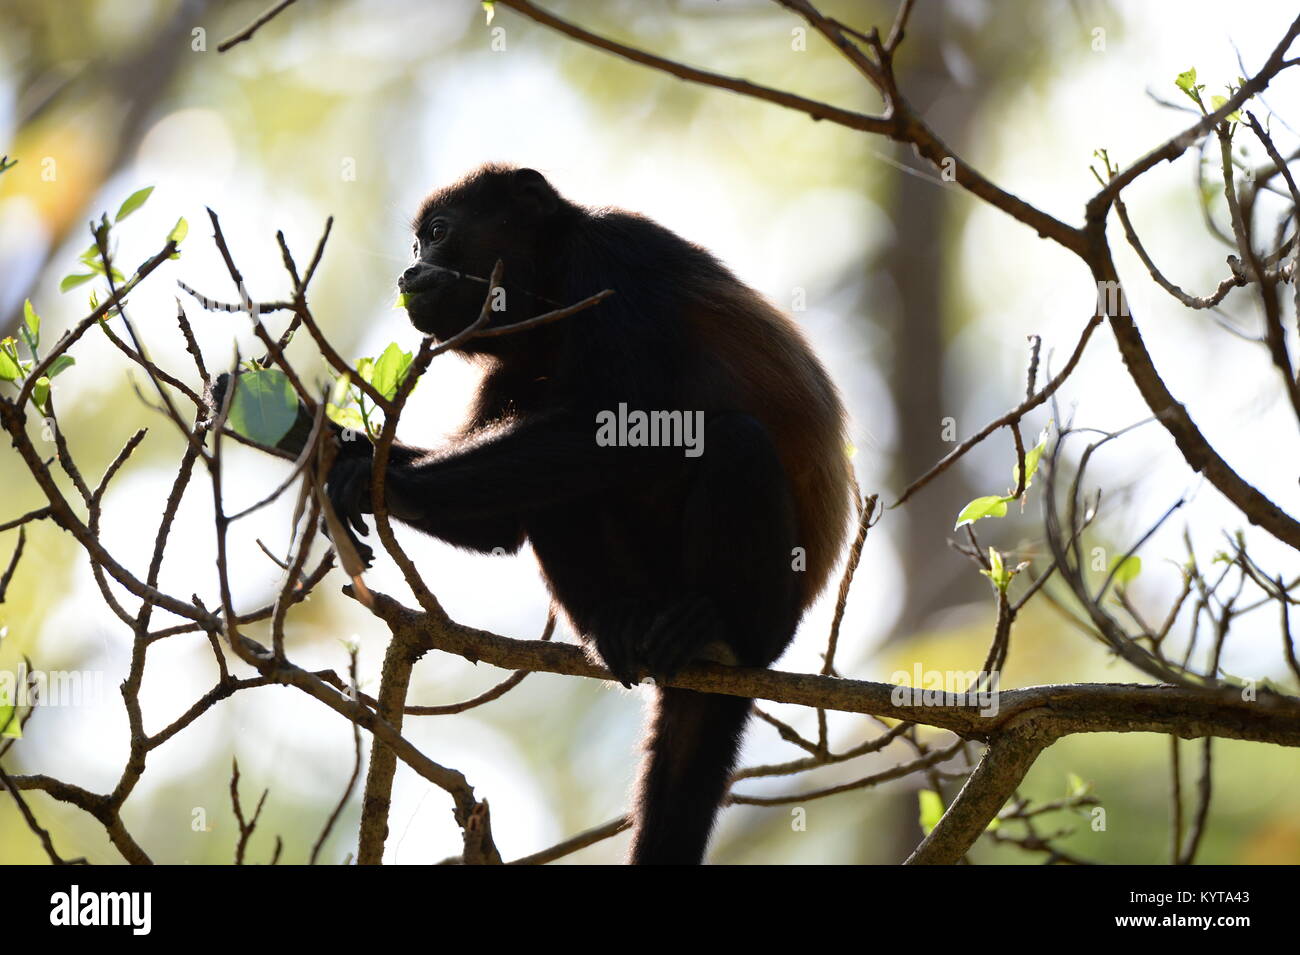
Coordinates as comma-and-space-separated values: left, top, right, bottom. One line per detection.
629, 687, 752, 865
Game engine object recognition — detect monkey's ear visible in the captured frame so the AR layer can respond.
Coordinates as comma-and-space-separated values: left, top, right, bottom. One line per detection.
511, 168, 560, 217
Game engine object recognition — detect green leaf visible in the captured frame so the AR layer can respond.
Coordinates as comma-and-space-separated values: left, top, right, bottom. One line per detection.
114, 185, 154, 222
370, 342, 414, 401
22, 300, 40, 345
329, 371, 352, 408
1110, 554, 1142, 586
1175, 67, 1206, 108
1210, 93, 1242, 123
32, 376, 51, 412
46, 355, 75, 378
0, 703, 20, 739
394, 291, 411, 309
168, 217, 189, 245
0, 344, 20, 382
327, 404, 366, 433
482, 0, 495, 24
980, 546, 1014, 592
954, 495, 1009, 530
60, 272, 96, 293
227, 369, 299, 447
80, 256, 125, 283
1013, 428, 1049, 490
1067, 772, 1091, 797
918, 790, 944, 835
356, 357, 375, 385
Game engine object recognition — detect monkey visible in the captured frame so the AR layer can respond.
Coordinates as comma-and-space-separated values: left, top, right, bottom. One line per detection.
325, 164, 852, 864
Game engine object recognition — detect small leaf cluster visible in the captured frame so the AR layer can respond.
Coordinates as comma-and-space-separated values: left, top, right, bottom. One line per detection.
325, 343, 415, 438
0, 300, 75, 413
218, 343, 417, 446
1176, 66, 1245, 124
3, 185, 190, 415
953, 426, 1049, 531
59, 186, 187, 293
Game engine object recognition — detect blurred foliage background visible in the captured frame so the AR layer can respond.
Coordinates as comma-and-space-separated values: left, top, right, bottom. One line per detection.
1, 0, 1297, 864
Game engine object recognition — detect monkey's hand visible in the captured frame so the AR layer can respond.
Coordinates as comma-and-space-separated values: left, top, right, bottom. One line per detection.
324, 432, 376, 568
208, 372, 380, 567
206, 371, 319, 456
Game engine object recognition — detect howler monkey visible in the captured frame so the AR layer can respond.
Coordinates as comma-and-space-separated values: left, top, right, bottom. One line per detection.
327, 164, 851, 864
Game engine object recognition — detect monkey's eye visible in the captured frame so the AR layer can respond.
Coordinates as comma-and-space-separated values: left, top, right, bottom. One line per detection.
429, 220, 449, 243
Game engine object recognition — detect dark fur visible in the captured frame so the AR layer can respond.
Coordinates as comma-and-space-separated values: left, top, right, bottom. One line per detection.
329, 164, 851, 864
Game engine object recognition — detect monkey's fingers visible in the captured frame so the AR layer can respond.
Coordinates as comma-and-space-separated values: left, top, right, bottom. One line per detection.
348, 501, 370, 538
317, 514, 369, 566
327, 469, 370, 537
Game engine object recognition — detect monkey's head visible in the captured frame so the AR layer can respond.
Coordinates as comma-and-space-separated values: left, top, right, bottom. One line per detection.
399, 164, 565, 347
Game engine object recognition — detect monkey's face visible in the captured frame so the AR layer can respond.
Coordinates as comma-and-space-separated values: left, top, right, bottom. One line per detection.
399, 166, 561, 347
399, 213, 496, 341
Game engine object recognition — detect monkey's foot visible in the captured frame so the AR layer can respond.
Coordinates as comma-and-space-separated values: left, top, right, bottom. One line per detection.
636, 596, 726, 683
588, 600, 657, 688
588, 596, 729, 687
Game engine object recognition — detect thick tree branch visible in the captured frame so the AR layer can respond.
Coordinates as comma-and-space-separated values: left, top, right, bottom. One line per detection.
362, 589, 1300, 749
904, 726, 1049, 865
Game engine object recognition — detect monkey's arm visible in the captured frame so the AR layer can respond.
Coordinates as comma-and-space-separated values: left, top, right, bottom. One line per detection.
328, 410, 675, 555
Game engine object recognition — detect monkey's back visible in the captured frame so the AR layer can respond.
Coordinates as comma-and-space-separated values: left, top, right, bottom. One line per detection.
550, 206, 853, 609
686, 279, 851, 607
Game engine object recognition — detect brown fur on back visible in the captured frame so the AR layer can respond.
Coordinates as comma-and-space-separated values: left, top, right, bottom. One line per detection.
688, 280, 851, 608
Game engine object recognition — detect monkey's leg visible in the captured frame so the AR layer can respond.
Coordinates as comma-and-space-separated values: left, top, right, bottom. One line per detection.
586, 598, 660, 687
638, 412, 801, 677
634, 597, 726, 681
631, 413, 801, 864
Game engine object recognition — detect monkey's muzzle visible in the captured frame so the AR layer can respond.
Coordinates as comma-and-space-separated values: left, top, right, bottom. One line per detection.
397, 263, 449, 296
